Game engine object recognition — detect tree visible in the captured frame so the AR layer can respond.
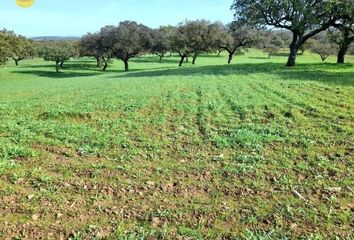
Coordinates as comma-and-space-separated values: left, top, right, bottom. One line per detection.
217, 22, 258, 64
40, 41, 76, 72
80, 33, 102, 67
231, 0, 339, 66
189, 21, 223, 65
6, 31, 34, 65
0, 30, 11, 65
80, 30, 113, 71
103, 21, 153, 71
329, 0, 354, 64
150, 27, 171, 61
216, 48, 224, 57
262, 32, 284, 58
0, 29, 34, 66
170, 22, 194, 67
171, 20, 223, 66
310, 37, 337, 62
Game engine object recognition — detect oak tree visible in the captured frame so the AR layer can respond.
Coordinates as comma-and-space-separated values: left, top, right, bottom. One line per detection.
232, 0, 339, 66
217, 22, 258, 64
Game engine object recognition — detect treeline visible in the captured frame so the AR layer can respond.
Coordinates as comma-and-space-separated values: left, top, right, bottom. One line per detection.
79, 20, 260, 71
78, 19, 353, 72
0, 30, 78, 72
0, 0, 353, 72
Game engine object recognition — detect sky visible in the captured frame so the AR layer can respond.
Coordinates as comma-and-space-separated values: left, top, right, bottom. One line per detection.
0, 0, 234, 37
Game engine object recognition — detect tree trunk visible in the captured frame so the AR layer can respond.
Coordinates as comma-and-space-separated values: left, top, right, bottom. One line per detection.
159, 55, 163, 61
124, 60, 129, 71
337, 44, 348, 64
95, 56, 101, 67
55, 62, 59, 73
192, 54, 197, 65
15, 59, 19, 66
217, 50, 222, 57
286, 46, 299, 67
102, 61, 108, 71
179, 56, 186, 67
227, 53, 233, 64
185, 56, 189, 62
321, 55, 328, 62
286, 34, 300, 67
60, 60, 64, 68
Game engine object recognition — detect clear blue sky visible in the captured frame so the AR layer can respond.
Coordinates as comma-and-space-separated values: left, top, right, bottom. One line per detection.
0, 0, 234, 37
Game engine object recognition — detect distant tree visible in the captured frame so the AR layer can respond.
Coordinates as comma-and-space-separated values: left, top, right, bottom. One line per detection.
80, 33, 102, 67
41, 41, 76, 72
150, 27, 171, 61
189, 21, 224, 65
261, 31, 284, 58
80, 30, 114, 71
160, 25, 177, 57
103, 21, 153, 71
310, 37, 337, 62
217, 22, 258, 64
231, 0, 339, 66
277, 30, 292, 47
297, 39, 316, 56
171, 20, 223, 66
170, 22, 195, 66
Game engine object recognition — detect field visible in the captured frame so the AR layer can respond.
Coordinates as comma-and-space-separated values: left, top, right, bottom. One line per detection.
0, 50, 353, 239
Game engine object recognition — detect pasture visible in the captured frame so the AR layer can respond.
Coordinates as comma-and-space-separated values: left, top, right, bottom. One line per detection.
0, 50, 353, 239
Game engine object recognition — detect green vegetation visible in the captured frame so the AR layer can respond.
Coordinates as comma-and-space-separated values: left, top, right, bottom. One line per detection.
0, 50, 353, 239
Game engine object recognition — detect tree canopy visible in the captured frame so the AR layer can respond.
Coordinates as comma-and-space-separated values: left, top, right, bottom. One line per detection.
102, 21, 153, 71
39, 41, 78, 72
217, 22, 259, 64
171, 20, 222, 66
79, 31, 113, 70
0, 31, 11, 65
231, 0, 340, 66
0, 29, 34, 65
150, 26, 174, 61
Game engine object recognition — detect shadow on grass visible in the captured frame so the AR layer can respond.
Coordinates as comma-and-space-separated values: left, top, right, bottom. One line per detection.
120, 62, 354, 86
12, 65, 175, 78
248, 57, 271, 60
28, 62, 97, 71
130, 56, 179, 64
11, 59, 354, 86
11, 70, 103, 78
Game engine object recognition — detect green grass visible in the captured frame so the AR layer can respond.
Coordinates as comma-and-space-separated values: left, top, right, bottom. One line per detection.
0, 50, 353, 239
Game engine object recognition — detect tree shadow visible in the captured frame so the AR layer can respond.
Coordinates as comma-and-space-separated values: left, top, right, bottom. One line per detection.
28, 62, 97, 71
130, 56, 179, 64
120, 62, 354, 86
273, 52, 291, 57
11, 70, 103, 78
248, 57, 271, 60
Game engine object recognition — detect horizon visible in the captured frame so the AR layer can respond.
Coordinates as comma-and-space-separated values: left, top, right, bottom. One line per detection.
0, 0, 234, 37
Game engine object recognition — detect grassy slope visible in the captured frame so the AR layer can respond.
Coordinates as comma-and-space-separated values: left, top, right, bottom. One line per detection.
0, 50, 353, 239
